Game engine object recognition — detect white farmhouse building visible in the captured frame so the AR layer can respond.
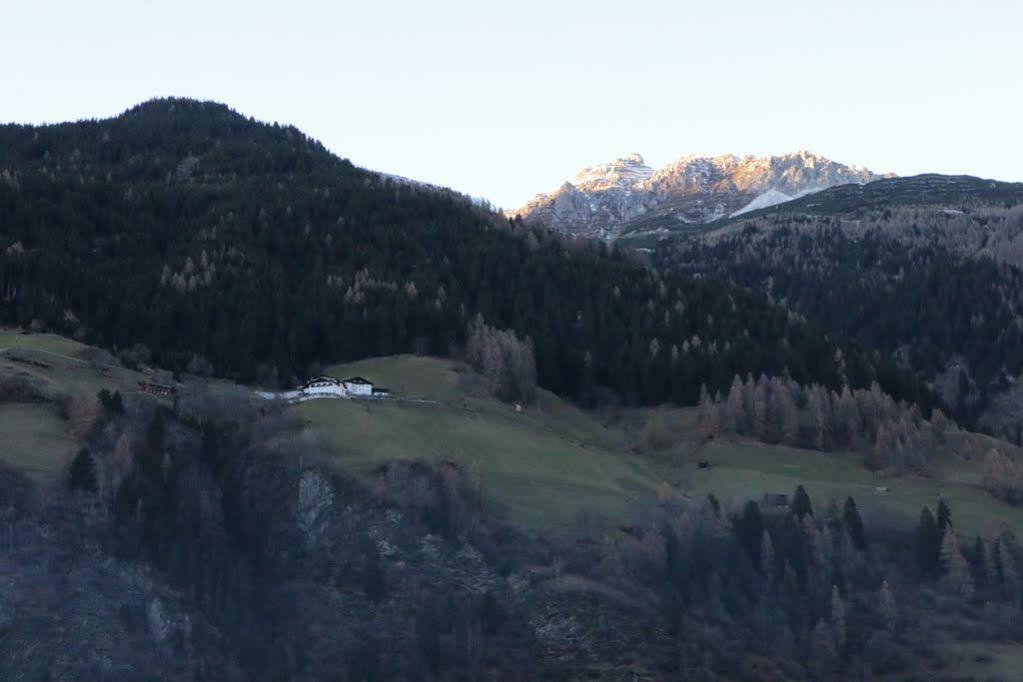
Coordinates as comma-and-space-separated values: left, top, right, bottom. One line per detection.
301, 376, 349, 398
340, 376, 373, 396
257, 375, 387, 403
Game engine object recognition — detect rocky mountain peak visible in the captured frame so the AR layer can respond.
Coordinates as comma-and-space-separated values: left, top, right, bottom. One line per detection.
571, 153, 654, 191
509, 151, 888, 239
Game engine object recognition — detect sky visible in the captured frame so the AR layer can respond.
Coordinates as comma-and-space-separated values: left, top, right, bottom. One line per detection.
3, 1, 1022, 209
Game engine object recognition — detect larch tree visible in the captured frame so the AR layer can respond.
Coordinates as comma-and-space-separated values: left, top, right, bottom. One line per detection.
940, 528, 974, 599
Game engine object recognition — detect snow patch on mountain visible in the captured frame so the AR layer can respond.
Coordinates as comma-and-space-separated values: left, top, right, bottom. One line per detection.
731, 189, 795, 217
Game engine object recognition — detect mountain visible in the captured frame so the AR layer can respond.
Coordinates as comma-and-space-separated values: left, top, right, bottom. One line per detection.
6, 100, 1023, 682
509, 150, 887, 239
648, 173, 1023, 434
0, 98, 935, 410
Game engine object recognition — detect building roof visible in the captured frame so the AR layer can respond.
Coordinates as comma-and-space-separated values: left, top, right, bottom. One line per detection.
304, 376, 341, 385
342, 376, 372, 385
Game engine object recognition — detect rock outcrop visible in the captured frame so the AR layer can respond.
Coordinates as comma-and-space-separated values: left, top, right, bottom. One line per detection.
509, 151, 887, 239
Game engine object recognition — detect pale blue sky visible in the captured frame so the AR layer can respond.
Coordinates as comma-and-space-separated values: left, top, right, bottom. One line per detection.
3, 1, 1021, 208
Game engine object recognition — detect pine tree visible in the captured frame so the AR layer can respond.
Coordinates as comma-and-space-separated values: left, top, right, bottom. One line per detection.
111, 390, 124, 414
97, 388, 125, 415
736, 501, 764, 570
843, 496, 866, 550
937, 498, 952, 538
791, 485, 813, 520
916, 507, 940, 577
68, 447, 98, 494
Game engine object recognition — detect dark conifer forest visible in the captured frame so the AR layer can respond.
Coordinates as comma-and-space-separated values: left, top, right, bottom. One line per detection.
655, 223, 1023, 430
0, 98, 935, 410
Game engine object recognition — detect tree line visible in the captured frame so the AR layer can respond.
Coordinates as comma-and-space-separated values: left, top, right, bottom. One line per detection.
699, 372, 958, 473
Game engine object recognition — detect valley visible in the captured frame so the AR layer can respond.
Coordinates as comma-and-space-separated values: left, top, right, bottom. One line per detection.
2, 99, 1023, 680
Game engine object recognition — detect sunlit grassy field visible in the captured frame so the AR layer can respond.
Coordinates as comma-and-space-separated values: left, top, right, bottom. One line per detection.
299, 354, 1023, 537
297, 355, 660, 529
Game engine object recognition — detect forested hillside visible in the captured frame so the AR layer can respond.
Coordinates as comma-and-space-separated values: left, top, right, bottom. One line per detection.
650, 185, 1023, 434
0, 98, 933, 410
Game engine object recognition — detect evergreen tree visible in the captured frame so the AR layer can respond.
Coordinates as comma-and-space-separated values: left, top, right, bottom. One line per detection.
843, 496, 866, 550
111, 390, 124, 414
791, 485, 813, 520
68, 447, 98, 493
916, 507, 941, 577
735, 501, 765, 570
936, 498, 953, 538
97, 388, 125, 414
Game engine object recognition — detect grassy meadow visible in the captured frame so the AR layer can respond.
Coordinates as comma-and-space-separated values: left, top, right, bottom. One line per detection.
297, 356, 659, 529
299, 355, 1023, 539
1, 332, 1021, 542
0, 403, 76, 481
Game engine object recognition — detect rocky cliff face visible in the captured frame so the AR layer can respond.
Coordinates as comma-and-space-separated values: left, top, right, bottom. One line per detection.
509, 151, 887, 239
